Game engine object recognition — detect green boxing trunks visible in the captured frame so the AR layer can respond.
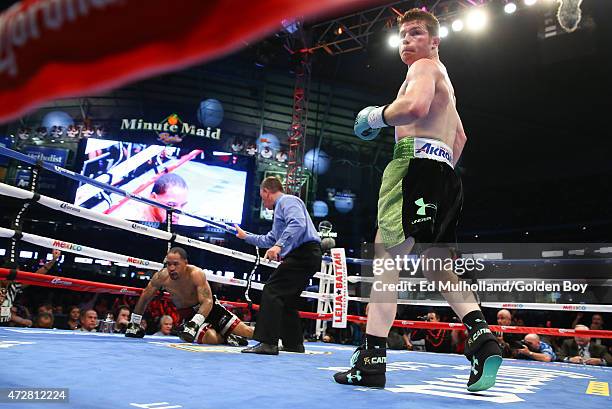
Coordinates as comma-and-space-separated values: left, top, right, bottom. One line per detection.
377, 137, 463, 249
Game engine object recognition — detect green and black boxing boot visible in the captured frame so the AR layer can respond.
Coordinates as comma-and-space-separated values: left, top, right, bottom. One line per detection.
463, 310, 503, 392
333, 334, 387, 388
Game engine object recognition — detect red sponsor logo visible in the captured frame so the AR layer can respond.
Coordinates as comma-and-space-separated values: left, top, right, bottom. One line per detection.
561, 305, 587, 311
126, 257, 149, 266
52, 240, 82, 251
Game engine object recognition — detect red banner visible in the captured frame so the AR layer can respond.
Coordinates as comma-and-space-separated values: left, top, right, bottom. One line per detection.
0, 0, 373, 124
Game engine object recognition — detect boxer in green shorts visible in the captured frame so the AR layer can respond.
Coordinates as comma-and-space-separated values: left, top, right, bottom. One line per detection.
334, 8, 502, 392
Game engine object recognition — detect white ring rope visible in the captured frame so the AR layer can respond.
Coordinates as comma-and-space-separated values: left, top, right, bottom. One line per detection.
0, 182, 338, 280
0, 225, 330, 301
0, 226, 163, 270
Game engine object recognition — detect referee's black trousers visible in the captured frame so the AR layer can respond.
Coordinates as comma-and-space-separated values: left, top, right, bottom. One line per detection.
253, 241, 322, 347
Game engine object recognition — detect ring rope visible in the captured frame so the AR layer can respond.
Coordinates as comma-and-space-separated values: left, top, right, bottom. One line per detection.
0, 181, 282, 270
0, 226, 163, 270
2, 181, 612, 313
1, 162, 611, 314
2, 268, 611, 339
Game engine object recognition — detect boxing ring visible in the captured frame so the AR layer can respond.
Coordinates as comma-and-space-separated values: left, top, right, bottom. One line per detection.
2, 327, 611, 409
1, 146, 612, 409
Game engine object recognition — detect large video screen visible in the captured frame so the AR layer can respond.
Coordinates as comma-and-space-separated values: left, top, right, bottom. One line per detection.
74, 138, 248, 226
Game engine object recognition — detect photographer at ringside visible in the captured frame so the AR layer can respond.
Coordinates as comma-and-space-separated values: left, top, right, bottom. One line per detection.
403, 310, 453, 353
515, 333, 556, 362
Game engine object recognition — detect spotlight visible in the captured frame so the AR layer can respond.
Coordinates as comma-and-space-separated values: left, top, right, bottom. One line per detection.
230, 138, 244, 153
276, 150, 288, 163
18, 127, 30, 140
524, 0, 537, 6
50, 125, 64, 139
35, 126, 48, 139
439, 26, 449, 38
466, 9, 488, 31
245, 143, 257, 156
81, 126, 94, 138
504, 2, 517, 13
388, 34, 401, 48
66, 125, 80, 138
260, 146, 274, 159
334, 26, 344, 35
452, 19, 464, 32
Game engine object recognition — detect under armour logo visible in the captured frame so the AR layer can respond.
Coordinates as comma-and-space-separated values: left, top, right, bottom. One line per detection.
471, 357, 479, 375
347, 370, 362, 383
415, 197, 437, 216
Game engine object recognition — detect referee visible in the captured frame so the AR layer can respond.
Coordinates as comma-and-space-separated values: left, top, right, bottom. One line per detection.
235, 176, 321, 355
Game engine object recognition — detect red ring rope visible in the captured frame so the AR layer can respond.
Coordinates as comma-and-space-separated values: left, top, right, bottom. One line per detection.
2, 268, 612, 338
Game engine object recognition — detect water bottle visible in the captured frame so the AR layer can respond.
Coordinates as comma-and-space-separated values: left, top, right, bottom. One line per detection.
99, 313, 115, 333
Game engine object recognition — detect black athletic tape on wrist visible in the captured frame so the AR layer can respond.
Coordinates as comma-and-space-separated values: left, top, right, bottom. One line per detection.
381, 104, 390, 127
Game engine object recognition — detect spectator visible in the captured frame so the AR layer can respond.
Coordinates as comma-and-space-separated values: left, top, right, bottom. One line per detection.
451, 320, 468, 355
570, 312, 585, 329
589, 313, 611, 349
153, 315, 174, 336
35, 250, 62, 275
387, 327, 406, 350
5, 305, 32, 327
406, 311, 452, 353
557, 325, 611, 366
513, 314, 526, 327
1, 284, 27, 327
34, 312, 54, 329
37, 303, 53, 315
78, 309, 98, 332
63, 306, 81, 330
94, 297, 110, 318
78, 293, 99, 313
140, 317, 149, 334
516, 333, 556, 362
494, 309, 523, 358
0, 250, 60, 327
590, 314, 604, 330
112, 305, 130, 334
